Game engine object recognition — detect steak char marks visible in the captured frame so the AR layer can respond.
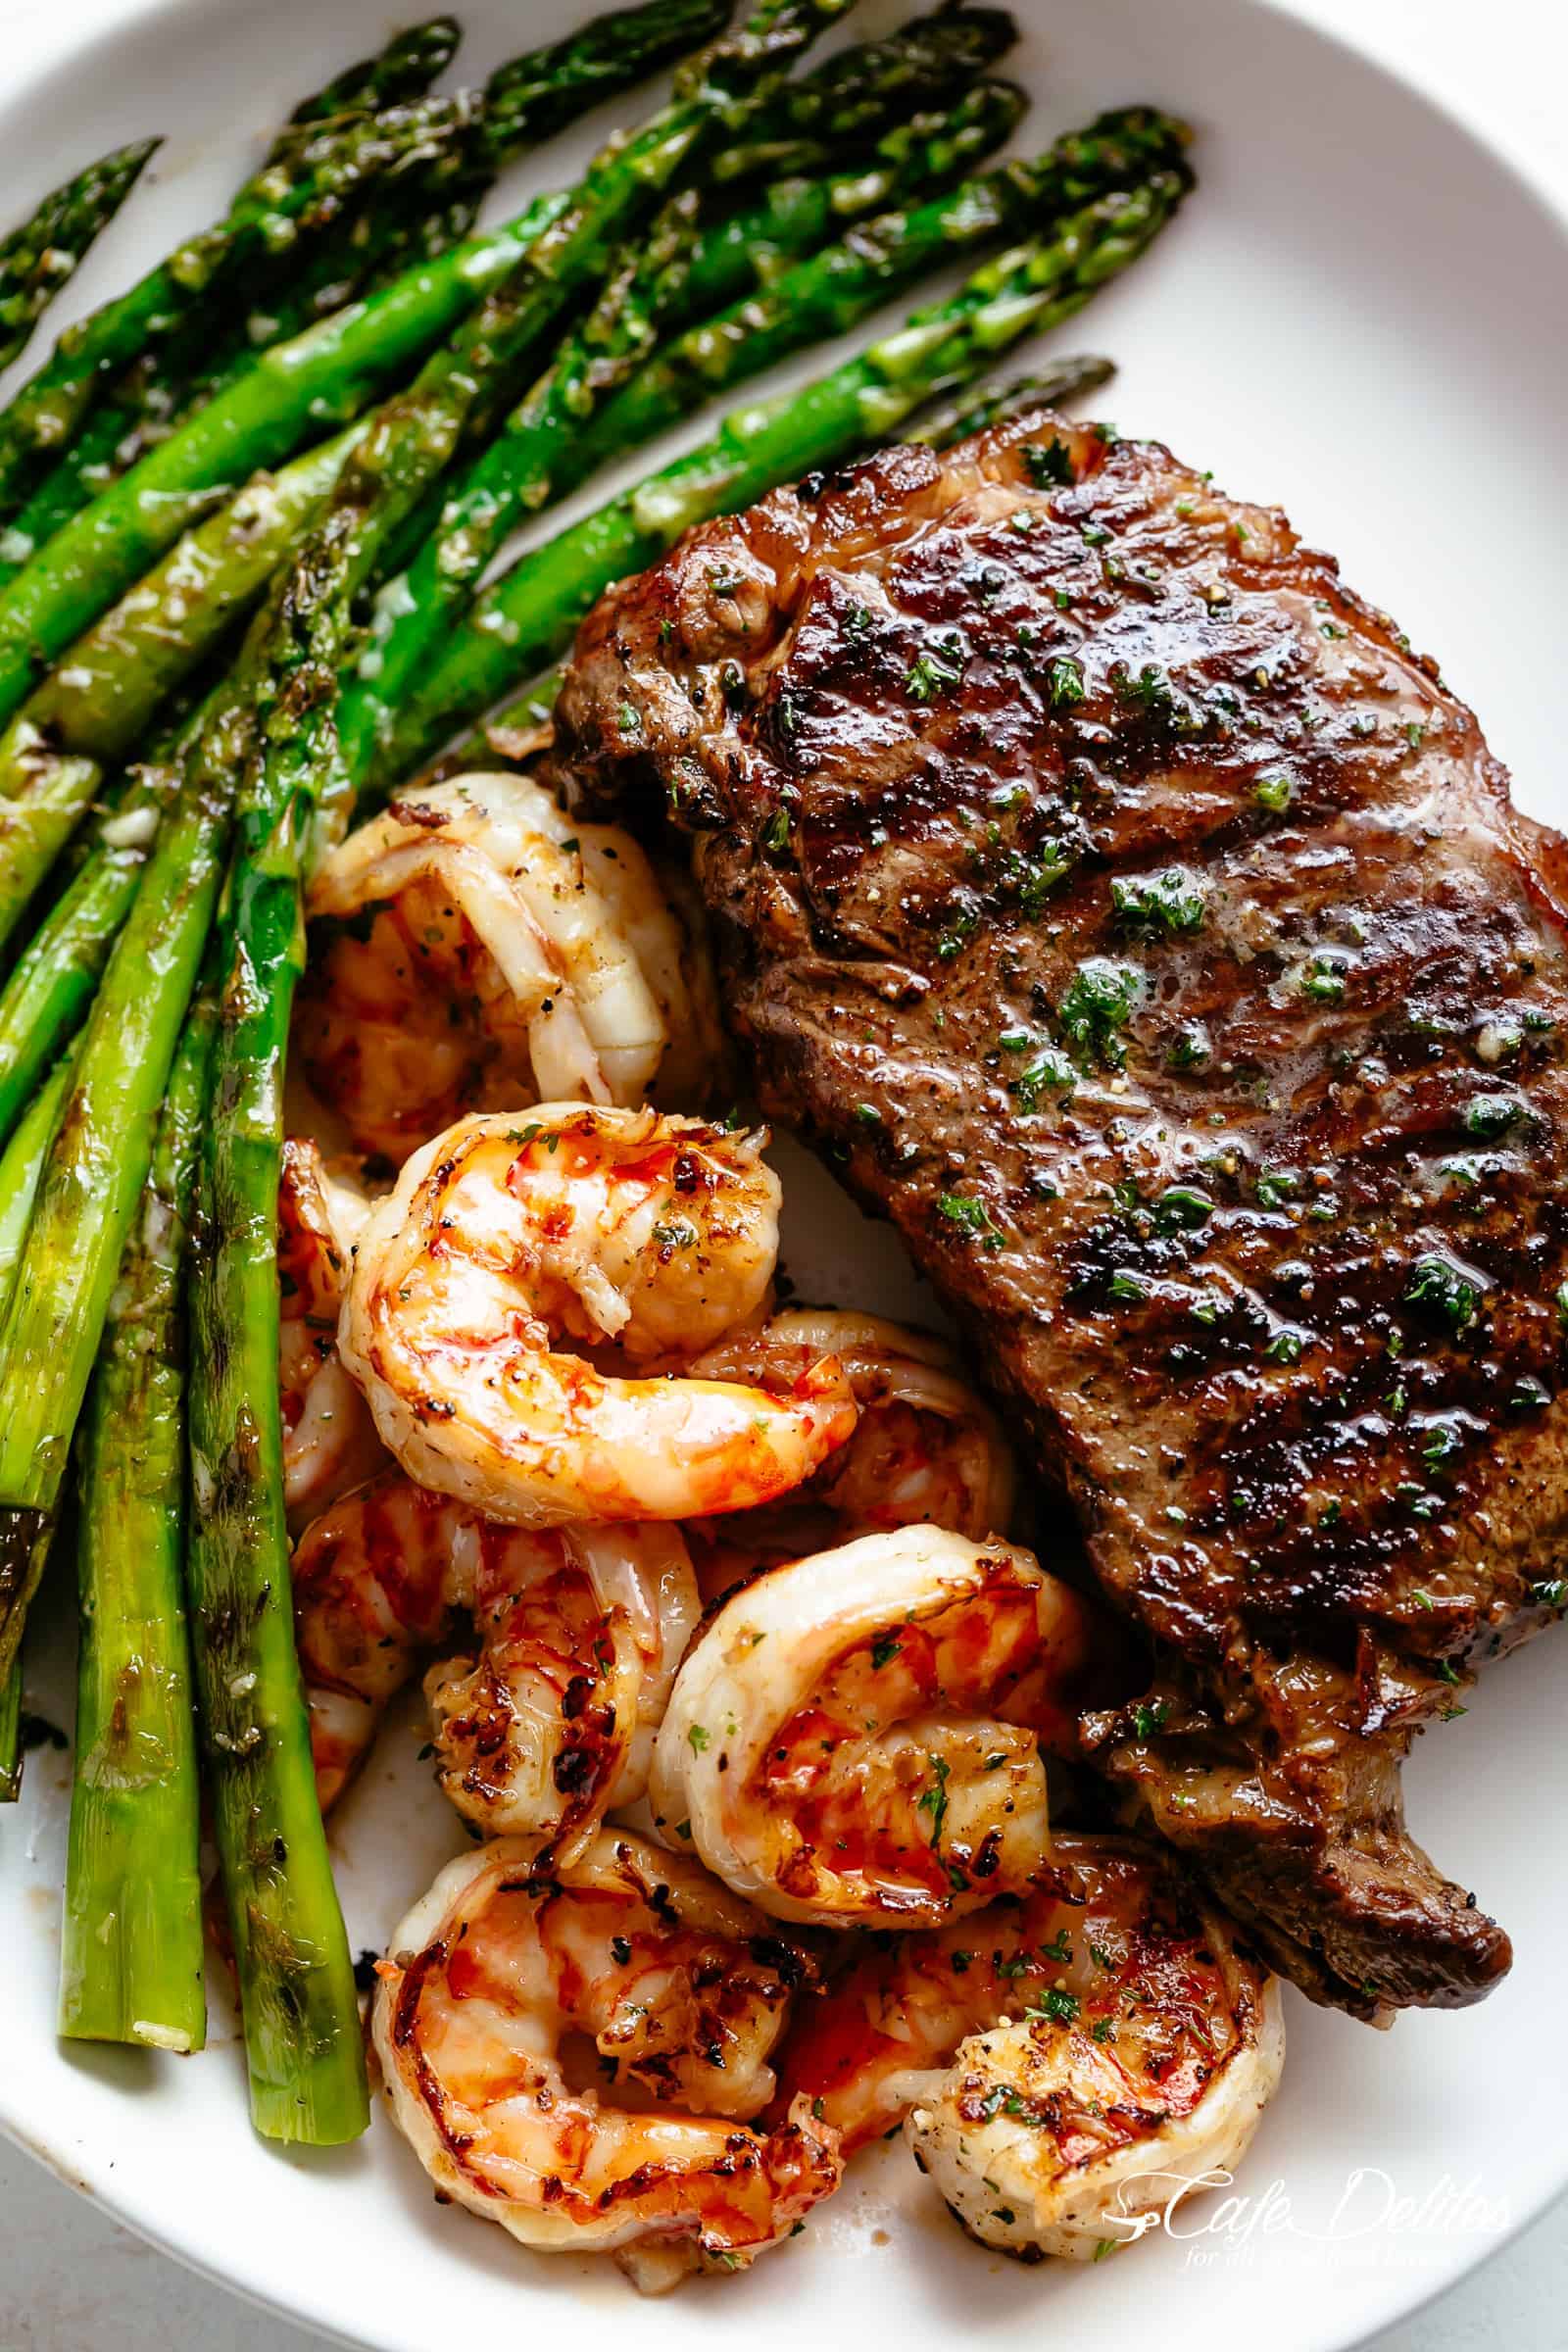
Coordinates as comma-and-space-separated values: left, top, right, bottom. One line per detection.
547, 410, 1568, 2017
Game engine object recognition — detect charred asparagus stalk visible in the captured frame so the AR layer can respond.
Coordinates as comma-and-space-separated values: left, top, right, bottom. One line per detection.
0, 139, 160, 374
0, 1043, 77, 1801
58, 980, 215, 2048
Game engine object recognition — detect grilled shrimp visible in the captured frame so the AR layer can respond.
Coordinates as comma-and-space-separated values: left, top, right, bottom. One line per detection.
338, 1104, 858, 1527
297, 770, 720, 1163
770, 1836, 1283, 2203
897, 1836, 1285, 2261
683, 1311, 1018, 1601
372, 1831, 843, 2292
650, 1528, 1106, 1929
277, 1138, 385, 1533
292, 1471, 698, 1861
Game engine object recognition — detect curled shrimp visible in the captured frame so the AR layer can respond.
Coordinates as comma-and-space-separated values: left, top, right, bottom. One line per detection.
338, 1104, 858, 1528
682, 1311, 1018, 1602
292, 1470, 699, 1862
371, 1831, 843, 2291
277, 1138, 385, 1533
298, 770, 720, 1163
887, 1835, 1286, 2262
650, 1527, 1107, 1930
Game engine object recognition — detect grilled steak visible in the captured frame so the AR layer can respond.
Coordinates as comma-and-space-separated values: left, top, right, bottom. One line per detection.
546, 409, 1568, 2018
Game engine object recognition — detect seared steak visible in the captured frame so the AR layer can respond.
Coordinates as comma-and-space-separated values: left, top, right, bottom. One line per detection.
546, 409, 1568, 2017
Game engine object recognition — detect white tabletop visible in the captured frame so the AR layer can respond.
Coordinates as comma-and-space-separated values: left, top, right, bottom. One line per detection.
1, 0, 1564, 2344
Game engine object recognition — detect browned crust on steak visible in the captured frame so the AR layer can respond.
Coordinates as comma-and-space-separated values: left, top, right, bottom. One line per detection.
546, 409, 1568, 2015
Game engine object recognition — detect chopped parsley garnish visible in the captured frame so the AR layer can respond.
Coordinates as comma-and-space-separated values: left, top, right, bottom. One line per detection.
1026, 1987, 1081, 2026
1464, 1093, 1527, 1140
1039, 1928, 1072, 1964
1110, 866, 1205, 935
1113, 662, 1175, 716
1008, 1042, 1077, 1109
1023, 436, 1075, 488
1404, 1252, 1479, 1335
1131, 1699, 1169, 1740
1300, 954, 1347, 1004
687, 1724, 710, 1753
869, 1637, 903, 1671
939, 1192, 1005, 1250
1153, 1185, 1213, 1235
1254, 771, 1293, 813
1048, 656, 1086, 710
1265, 1328, 1306, 1365
1058, 957, 1142, 1069
651, 1217, 698, 1253
1168, 1023, 1211, 1071
916, 1753, 951, 1847
1254, 1167, 1298, 1209
906, 645, 962, 703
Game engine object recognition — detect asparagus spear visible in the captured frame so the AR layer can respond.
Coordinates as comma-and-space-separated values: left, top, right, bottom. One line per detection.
576, 105, 1186, 468
906, 356, 1115, 444
0, 140, 160, 375
0, 736, 189, 1147
58, 981, 214, 2047
385, 170, 1190, 780
281, 16, 463, 132
0, 651, 255, 1697
0, 0, 732, 584
12, 423, 367, 768
0, 85, 504, 518
713, 4, 1014, 184
657, 82, 1026, 330
0, 425, 366, 956
0, 1044, 76, 1802
472, 0, 733, 170
0, 1669, 17, 1803
0, 0, 986, 729
342, 103, 1185, 790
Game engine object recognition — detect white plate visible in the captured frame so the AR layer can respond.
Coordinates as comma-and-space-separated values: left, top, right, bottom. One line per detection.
3, 0, 1567, 2346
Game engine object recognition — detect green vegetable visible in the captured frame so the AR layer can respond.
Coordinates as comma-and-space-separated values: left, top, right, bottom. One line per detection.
59, 983, 215, 2051
0, 1044, 77, 1801
1403, 1253, 1479, 1335
1110, 865, 1205, 934
0, 139, 160, 373
1058, 956, 1142, 1069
